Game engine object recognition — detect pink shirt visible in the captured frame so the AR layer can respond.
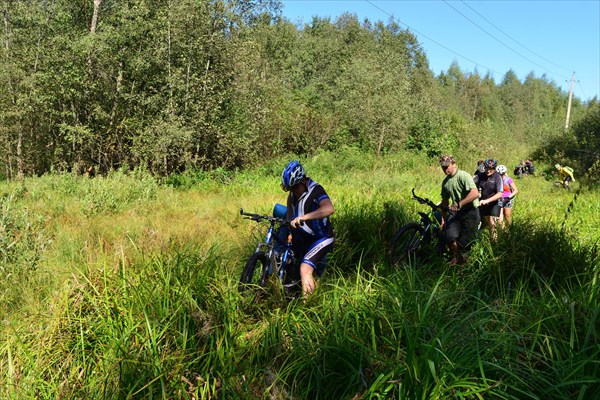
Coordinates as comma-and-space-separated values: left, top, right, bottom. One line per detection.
502, 176, 513, 197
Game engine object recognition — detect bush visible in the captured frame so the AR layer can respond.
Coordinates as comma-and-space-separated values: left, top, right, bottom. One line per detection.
571, 102, 600, 183
81, 168, 158, 215
0, 192, 50, 314
406, 110, 459, 158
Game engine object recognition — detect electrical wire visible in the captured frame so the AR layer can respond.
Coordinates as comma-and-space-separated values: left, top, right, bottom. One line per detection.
577, 81, 588, 100
443, 0, 569, 81
459, 0, 572, 73
365, 0, 578, 85
365, 0, 503, 75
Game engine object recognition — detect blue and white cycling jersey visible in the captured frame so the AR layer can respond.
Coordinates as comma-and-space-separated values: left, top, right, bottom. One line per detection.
288, 178, 334, 240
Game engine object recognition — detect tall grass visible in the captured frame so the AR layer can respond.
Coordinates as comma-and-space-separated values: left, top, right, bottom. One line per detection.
0, 150, 598, 399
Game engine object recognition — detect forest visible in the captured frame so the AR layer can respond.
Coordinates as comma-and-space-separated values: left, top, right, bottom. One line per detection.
1, 0, 598, 180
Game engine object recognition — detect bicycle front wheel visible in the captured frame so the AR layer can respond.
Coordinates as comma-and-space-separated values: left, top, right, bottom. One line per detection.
389, 223, 426, 267
239, 251, 270, 292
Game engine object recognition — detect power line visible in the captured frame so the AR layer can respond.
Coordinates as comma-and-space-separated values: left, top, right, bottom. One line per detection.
577, 81, 588, 100
365, 0, 503, 76
442, 0, 569, 81
459, 0, 572, 73
365, 0, 576, 85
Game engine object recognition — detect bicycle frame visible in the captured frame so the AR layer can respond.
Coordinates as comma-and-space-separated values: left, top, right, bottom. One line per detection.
388, 189, 448, 267
241, 209, 295, 283
413, 188, 446, 220
416, 209, 442, 242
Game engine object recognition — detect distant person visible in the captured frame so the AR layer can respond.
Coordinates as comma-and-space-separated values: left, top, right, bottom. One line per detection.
524, 159, 535, 175
281, 160, 335, 297
474, 160, 485, 176
473, 160, 486, 199
514, 161, 525, 179
473, 159, 503, 240
473, 159, 486, 181
555, 164, 575, 189
439, 155, 480, 266
496, 165, 519, 227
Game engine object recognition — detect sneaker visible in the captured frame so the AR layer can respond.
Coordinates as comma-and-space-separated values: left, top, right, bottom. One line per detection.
283, 280, 300, 288
284, 281, 301, 299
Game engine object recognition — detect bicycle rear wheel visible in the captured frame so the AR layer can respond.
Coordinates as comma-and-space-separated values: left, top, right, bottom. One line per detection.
239, 251, 270, 292
389, 223, 426, 267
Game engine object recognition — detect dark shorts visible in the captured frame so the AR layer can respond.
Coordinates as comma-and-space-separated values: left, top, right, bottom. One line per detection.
443, 207, 480, 256
293, 236, 334, 277
479, 202, 501, 218
499, 197, 514, 209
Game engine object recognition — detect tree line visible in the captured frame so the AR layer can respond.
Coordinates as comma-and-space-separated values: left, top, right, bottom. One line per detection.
1, 0, 597, 179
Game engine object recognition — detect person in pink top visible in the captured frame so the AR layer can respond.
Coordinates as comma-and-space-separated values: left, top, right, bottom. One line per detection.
496, 165, 519, 227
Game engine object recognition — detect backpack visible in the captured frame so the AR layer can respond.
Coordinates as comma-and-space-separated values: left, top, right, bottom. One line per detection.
502, 176, 513, 193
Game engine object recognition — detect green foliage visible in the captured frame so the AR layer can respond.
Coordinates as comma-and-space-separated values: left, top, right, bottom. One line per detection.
0, 191, 50, 315
0, 152, 599, 399
163, 166, 234, 189
571, 102, 600, 181
21, 168, 159, 216
79, 169, 159, 215
406, 108, 460, 157
132, 116, 195, 176
2, 245, 230, 399
1, 1, 577, 177
534, 102, 600, 186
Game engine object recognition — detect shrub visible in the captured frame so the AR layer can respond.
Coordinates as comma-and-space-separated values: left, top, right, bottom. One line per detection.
0, 192, 50, 314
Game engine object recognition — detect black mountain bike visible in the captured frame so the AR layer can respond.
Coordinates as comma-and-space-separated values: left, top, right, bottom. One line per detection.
238, 208, 301, 296
388, 189, 448, 267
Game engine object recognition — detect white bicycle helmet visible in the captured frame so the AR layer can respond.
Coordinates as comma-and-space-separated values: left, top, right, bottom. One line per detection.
496, 164, 507, 174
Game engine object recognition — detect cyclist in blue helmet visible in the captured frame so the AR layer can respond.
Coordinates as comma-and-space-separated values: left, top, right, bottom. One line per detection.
281, 160, 335, 297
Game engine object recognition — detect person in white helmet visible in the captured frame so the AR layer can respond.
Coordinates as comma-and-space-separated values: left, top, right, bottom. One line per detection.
496, 164, 519, 227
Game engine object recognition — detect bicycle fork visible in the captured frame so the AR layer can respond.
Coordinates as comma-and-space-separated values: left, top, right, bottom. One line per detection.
278, 232, 293, 281
255, 224, 277, 276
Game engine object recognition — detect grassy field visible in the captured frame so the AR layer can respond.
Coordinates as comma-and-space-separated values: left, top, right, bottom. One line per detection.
1, 148, 598, 399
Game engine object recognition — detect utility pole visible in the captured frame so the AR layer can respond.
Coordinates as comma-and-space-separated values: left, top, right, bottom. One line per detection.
565, 72, 575, 131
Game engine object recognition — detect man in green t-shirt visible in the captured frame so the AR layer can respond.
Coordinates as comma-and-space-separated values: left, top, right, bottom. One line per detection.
439, 155, 480, 266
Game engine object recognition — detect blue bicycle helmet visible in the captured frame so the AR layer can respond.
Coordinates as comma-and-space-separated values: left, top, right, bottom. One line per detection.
281, 160, 305, 191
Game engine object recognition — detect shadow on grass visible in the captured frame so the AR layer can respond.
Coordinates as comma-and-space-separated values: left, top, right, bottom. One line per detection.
330, 197, 596, 289
468, 217, 597, 294
329, 200, 412, 273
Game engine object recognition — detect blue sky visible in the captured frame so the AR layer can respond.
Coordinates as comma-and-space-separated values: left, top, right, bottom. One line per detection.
280, 0, 600, 102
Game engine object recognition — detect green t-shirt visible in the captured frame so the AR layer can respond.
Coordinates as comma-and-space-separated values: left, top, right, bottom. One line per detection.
441, 169, 479, 209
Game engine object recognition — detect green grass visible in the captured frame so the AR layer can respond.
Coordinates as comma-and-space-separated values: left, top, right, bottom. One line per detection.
0, 150, 598, 399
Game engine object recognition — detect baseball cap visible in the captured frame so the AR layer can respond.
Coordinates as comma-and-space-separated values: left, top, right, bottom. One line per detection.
439, 155, 455, 167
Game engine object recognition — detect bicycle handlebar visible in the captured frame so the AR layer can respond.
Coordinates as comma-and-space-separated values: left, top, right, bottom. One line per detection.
240, 208, 303, 227
411, 188, 449, 212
